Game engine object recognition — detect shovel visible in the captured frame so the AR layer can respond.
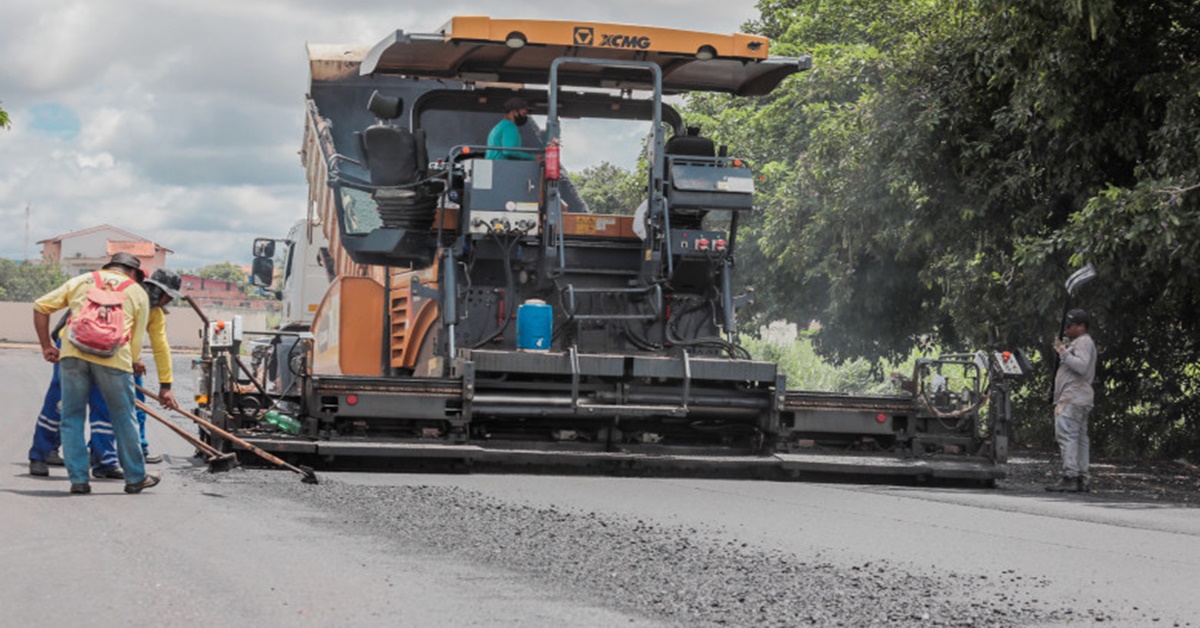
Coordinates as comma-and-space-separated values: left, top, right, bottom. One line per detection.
1049, 263, 1098, 401
136, 384, 319, 484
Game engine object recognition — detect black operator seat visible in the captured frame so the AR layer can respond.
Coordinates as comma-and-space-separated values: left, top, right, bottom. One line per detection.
358, 91, 438, 230
664, 126, 716, 158
663, 125, 751, 217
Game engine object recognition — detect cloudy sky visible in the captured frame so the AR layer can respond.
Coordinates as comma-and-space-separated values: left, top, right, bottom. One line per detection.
0, 0, 763, 270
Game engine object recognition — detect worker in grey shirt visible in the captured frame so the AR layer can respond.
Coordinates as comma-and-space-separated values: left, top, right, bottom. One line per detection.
1046, 308, 1098, 493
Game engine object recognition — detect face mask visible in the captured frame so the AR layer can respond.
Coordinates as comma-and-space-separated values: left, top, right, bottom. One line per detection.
514, 113, 529, 126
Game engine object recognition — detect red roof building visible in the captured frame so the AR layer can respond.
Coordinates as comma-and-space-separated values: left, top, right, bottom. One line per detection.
179, 274, 274, 310
38, 224, 171, 277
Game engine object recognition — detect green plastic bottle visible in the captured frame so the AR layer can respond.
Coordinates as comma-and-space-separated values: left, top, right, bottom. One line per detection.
262, 410, 302, 435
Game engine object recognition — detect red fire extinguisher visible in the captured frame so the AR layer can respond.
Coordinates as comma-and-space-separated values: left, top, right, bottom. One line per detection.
544, 139, 561, 181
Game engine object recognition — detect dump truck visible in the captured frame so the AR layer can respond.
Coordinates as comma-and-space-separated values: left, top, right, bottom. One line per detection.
193, 17, 1030, 482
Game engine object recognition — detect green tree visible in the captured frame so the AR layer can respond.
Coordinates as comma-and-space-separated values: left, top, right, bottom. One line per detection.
0, 99, 10, 130
191, 262, 247, 284
0, 259, 69, 302
683, 0, 1200, 458
572, 162, 644, 215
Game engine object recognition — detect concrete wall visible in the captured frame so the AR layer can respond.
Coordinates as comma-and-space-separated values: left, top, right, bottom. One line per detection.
0, 301, 273, 350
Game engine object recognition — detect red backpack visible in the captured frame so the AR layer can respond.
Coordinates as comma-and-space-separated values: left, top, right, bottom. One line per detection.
67, 271, 135, 357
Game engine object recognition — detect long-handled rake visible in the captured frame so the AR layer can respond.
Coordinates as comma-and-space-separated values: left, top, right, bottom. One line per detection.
136, 384, 319, 484
135, 399, 239, 472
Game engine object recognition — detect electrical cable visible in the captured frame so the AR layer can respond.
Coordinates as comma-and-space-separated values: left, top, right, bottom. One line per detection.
469, 229, 521, 348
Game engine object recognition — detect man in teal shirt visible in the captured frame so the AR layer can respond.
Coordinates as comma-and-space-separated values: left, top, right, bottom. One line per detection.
485, 97, 536, 160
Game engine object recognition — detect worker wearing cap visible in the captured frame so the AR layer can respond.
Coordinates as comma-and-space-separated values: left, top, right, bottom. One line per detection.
1046, 308, 1098, 493
28, 267, 183, 477
32, 252, 158, 494
485, 97, 537, 161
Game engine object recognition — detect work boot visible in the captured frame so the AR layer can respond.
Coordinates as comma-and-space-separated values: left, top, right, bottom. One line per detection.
29, 459, 50, 477
1077, 477, 1091, 493
124, 473, 161, 494
1045, 477, 1079, 492
93, 467, 125, 480
70, 483, 91, 495
45, 450, 64, 466
143, 453, 163, 464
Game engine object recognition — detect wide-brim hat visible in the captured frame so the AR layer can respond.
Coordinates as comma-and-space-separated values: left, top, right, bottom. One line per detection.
145, 270, 184, 300
102, 252, 146, 283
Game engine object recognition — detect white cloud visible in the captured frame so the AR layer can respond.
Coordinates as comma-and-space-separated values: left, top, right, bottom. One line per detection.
73, 152, 116, 170
0, 0, 762, 267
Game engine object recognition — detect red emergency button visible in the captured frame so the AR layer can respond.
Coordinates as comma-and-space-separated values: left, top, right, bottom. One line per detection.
696, 238, 710, 251
714, 239, 727, 251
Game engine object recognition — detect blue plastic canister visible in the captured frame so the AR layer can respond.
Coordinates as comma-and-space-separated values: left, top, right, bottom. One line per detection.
516, 299, 552, 351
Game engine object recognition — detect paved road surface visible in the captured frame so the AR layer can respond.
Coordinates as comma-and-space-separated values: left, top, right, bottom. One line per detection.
0, 349, 658, 626
2, 347, 1197, 626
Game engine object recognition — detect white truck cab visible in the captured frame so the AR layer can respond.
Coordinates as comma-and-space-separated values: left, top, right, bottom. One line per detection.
252, 219, 331, 331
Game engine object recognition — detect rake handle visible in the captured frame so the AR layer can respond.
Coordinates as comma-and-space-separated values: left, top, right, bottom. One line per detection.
136, 399, 224, 458
135, 384, 309, 478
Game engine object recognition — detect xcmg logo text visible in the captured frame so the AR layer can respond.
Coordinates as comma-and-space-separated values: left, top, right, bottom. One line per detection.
599, 33, 651, 49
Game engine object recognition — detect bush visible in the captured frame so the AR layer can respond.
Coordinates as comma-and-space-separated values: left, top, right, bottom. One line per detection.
0, 259, 70, 302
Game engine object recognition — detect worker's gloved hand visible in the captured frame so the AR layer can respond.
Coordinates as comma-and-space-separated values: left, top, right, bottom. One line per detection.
158, 388, 180, 411
133, 360, 147, 376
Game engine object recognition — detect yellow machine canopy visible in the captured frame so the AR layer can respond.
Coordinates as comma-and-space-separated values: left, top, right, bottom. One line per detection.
360, 16, 810, 96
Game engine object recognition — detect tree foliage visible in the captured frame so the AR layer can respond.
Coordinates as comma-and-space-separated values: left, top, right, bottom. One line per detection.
189, 262, 247, 284
0, 99, 10, 130
682, 0, 1200, 458
572, 161, 644, 215
0, 259, 69, 302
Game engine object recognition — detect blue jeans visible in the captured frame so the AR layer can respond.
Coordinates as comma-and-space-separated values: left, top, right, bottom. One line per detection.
135, 374, 149, 455
59, 358, 146, 485
28, 345, 120, 472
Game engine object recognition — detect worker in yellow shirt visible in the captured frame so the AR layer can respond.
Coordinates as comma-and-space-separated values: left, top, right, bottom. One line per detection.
135, 269, 184, 458
33, 252, 157, 495
28, 268, 184, 480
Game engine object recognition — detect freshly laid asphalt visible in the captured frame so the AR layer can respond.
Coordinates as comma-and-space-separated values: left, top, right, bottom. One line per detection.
3, 348, 1197, 626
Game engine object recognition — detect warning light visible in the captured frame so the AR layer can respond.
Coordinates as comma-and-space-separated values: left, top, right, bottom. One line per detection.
1002, 351, 1012, 362
462, 146, 472, 154
346, 394, 359, 406
875, 413, 887, 423
216, 321, 226, 331
733, 159, 743, 167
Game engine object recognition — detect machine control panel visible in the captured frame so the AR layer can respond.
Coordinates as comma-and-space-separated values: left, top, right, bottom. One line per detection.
207, 316, 243, 349
991, 349, 1031, 378
464, 159, 540, 212
669, 229, 728, 258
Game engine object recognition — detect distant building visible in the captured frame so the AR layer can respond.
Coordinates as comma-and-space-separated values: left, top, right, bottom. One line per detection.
38, 224, 171, 277
36, 224, 275, 311
179, 273, 274, 310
